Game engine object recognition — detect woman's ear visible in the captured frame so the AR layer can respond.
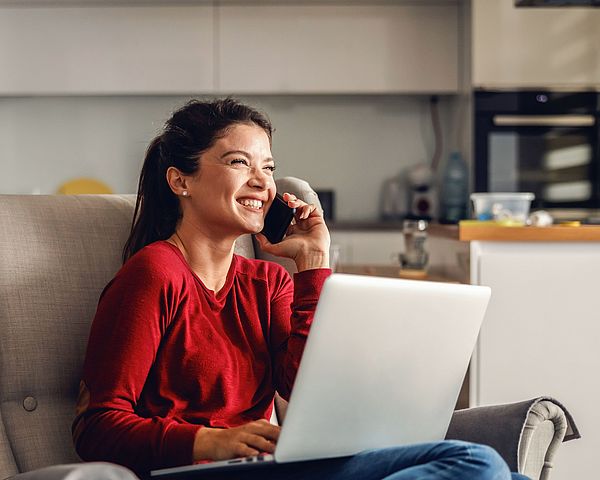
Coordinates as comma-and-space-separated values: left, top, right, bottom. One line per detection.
166, 167, 190, 197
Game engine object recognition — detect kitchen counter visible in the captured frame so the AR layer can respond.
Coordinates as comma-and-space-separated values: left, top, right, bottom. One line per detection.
329, 220, 600, 242
335, 264, 466, 284
328, 222, 464, 268
459, 223, 600, 242
423, 222, 600, 242
467, 230, 600, 478
328, 221, 459, 239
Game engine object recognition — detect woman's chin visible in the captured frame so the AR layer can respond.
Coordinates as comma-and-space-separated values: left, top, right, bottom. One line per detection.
240, 220, 264, 236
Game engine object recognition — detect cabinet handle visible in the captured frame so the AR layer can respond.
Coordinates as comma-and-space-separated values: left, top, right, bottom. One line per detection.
493, 115, 595, 127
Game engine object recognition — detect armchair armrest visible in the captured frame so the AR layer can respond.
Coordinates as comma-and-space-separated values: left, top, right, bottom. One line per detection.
7, 463, 139, 480
445, 397, 580, 480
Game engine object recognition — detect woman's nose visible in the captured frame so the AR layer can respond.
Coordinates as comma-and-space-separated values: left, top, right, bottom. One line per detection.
248, 167, 272, 189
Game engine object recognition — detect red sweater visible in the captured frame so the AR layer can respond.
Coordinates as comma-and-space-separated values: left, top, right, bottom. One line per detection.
72, 241, 330, 475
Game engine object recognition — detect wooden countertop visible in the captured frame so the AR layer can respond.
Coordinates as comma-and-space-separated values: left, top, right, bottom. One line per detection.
459, 222, 600, 242
328, 220, 600, 242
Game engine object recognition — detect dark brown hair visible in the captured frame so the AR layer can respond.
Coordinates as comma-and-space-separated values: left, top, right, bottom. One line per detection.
122, 98, 273, 263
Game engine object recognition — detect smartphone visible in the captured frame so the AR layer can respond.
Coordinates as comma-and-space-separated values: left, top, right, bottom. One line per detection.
261, 193, 296, 244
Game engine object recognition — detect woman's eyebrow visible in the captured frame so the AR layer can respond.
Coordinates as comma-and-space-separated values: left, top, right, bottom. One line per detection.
220, 149, 251, 159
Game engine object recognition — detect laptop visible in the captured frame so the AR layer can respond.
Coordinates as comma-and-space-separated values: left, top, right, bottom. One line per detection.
151, 273, 491, 478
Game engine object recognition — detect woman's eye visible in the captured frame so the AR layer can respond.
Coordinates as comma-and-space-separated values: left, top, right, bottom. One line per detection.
231, 159, 249, 166
265, 165, 276, 172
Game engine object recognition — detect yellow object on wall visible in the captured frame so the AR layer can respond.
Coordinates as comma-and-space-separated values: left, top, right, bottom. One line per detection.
57, 178, 113, 195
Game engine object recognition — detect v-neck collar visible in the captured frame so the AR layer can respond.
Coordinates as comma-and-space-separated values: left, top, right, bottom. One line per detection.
162, 240, 237, 303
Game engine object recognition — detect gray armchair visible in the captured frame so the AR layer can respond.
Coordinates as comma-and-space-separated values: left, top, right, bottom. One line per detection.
0, 177, 579, 480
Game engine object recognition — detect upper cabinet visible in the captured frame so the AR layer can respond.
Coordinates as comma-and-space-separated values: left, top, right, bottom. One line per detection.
0, 6, 215, 95
0, 2, 459, 95
472, 0, 600, 89
217, 4, 458, 94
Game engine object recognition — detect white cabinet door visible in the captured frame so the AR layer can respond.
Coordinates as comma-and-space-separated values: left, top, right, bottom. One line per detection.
0, 6, 215, 94
217, 4, 458, 94
470, 241, 600, 479
472, 0, 600, 88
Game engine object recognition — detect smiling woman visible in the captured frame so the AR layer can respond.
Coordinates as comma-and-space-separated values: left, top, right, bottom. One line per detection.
72, 98, 333, 475
71, 98, 526, 480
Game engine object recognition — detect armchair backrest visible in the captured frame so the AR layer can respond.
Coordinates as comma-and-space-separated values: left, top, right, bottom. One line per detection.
0, 194, 137, 477
0, 177, 317, 477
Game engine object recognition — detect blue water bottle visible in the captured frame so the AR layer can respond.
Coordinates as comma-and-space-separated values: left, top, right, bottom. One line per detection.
440, 152, 468, 224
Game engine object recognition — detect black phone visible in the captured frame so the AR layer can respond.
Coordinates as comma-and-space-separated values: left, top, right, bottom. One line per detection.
261, 193, 296, 244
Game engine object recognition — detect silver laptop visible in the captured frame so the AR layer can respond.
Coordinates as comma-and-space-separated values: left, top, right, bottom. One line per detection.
151, 273, 491, 478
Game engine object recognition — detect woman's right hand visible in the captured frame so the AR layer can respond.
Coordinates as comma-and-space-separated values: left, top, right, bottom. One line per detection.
255, 193, 331, 272
193, 419, 281, 461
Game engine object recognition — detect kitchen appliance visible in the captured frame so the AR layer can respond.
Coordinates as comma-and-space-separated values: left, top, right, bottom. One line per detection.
380, 165, 437, 222
380, 96, 442, 222
406, 163, 437, 220
380, 172, 406, 221
474, 90, 600, 219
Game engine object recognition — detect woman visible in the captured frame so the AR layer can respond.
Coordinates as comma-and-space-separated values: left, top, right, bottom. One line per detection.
72, 98, 528, 480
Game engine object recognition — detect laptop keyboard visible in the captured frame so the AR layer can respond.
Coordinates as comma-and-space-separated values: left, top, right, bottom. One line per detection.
227, 454, 275, 465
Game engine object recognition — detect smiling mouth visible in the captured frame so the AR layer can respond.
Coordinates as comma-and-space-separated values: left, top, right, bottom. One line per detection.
237, 199, 264, 210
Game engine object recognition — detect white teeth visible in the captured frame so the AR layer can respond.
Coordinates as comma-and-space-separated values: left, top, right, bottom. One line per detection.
238, 199, 263, 210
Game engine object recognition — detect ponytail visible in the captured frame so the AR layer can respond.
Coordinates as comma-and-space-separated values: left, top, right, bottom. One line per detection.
122, 136, 180, 262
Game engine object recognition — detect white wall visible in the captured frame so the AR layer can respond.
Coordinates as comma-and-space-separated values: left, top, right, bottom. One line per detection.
0, 94, 459, 221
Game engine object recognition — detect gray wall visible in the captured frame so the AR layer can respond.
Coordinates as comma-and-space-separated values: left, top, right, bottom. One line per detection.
0, 94, 460, 221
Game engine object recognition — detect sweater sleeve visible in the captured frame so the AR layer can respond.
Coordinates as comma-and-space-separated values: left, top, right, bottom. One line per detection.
72, 253, 200, 475
269, 267, 331, 400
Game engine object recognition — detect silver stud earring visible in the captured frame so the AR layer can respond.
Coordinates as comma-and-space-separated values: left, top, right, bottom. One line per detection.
182, 190, 189, 197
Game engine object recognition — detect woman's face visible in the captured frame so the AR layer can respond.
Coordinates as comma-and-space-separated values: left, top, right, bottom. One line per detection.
183, 123, 277, 238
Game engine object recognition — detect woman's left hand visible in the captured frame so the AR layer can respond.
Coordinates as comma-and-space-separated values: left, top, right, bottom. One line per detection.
255, 193, 331, 272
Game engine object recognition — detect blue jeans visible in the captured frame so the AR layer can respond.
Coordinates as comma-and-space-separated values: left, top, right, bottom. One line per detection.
200, 440, 530, 480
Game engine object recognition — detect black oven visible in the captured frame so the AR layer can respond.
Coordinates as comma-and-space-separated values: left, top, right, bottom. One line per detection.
474, 90, 600, 213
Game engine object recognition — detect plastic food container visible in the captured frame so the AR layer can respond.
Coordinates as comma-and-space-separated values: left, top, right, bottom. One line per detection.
470, 192, 535, 224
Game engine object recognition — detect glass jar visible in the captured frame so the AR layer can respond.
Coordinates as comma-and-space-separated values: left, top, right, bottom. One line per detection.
400, 219, 429, 271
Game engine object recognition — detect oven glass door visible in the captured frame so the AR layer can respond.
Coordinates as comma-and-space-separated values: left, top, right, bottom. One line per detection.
481, 115, 598, 209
